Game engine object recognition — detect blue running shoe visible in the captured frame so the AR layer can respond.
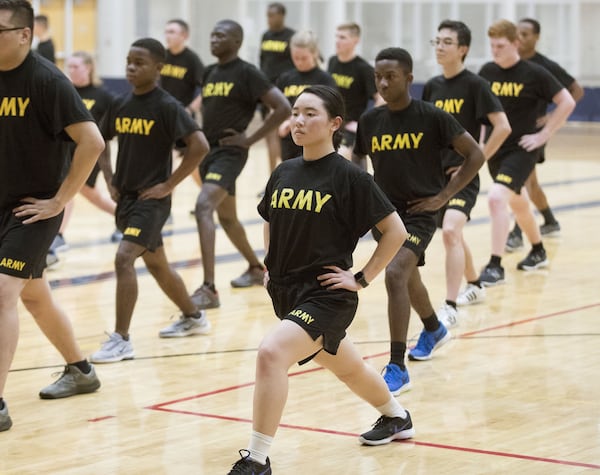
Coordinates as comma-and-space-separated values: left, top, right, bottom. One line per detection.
382, 363, 412, 396
408, 323, 451, 361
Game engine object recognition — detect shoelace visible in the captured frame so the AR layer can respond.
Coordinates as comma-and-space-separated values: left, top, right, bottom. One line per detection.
229, 450, 261, 473
49, 365, 70, 379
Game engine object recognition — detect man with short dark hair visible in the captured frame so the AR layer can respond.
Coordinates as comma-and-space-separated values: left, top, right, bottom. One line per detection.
190, 20, 290, 308
354, 47, 485, 395
0, 0, 104, 432
422, 19, 511, 323
259, 3, 295, 172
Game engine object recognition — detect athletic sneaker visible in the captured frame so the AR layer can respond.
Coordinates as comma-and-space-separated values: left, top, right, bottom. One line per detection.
382, 363, 412, 396
437, 302, 458, 328
90, 332, 135, 363
46, 249, 59, 269
0, 402, 12, 432
159, 311, 211, 338
479, 264, 505, 287
517, 248, 549, 271
50, 233, 68, 252
505, 230, 524, 252
456, 283, 486, 306
540, 222, 561, 237
408, 323, 451, 361
358, 411, 415, 446
230, 266, 265, 288
190, 284, 220, 309
228, 450, 271, 474
39, 364, 101, 399
110, 229, 123, 242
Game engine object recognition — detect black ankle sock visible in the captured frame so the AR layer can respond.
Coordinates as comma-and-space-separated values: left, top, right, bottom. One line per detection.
490, 255, 502, 267
532, 242, 544, 252
203, 282, 216, 292
0, 398, 4, 410
71, 360, 92, 374
540, 207, 557, 225
423, 313, 440, 332
445, 300, 457, 309
185, 310, 203, 319
390, 342, 406, 369
468, 279, 483, 288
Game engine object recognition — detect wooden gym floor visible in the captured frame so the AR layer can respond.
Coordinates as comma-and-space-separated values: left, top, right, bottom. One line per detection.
1, 123, 599, 474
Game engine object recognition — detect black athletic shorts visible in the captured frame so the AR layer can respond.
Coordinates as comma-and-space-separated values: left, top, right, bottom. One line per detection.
374, 209, 437, 267
0, 208, 63, 278
115, 195, 171, 251
85, 163, 102, 188
267, 272, 359, 364
438, 174, 480, 225
487, 147, 538, 193
200, 146, 249, 195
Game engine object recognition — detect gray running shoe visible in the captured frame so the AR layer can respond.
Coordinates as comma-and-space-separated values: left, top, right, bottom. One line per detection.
479, 264, 505, 287
39, 364, 101, 399
517, 248, 549, 271
190, 284, 220, 309
540, 222, 560, 237
159, 311, 211, 338
230, 266, 264, 288
505, 230, 524, 252
0, 401, 12, 432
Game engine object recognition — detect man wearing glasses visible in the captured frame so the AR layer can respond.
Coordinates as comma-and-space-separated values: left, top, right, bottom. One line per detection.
422, 20, 511, 325
0, 0, 104, 432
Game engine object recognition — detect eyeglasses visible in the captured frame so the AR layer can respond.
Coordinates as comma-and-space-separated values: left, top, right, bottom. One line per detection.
429, 38, 459, 47
0, 26, 26, 33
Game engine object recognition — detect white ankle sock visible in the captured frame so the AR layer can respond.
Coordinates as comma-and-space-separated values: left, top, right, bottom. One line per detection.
376, 396, 407, 419
248, 430, 273, 465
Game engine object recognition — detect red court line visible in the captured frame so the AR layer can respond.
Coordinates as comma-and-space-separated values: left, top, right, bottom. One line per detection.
456, 302, 600, 338
144, 302, 600, 470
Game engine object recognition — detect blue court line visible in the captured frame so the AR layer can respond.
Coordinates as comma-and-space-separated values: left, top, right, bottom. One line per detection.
48, 197, 600, 290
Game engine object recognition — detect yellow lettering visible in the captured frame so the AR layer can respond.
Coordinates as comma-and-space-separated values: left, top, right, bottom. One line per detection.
277, 188, 294, 208
448, 198, 466, 207
205, 172, 222, 181
82, 99, 96, 111
314, 192, 332, 213
262, 40, 288, 53
331, 73, 355, 89
496, 173, 513, 184
123, 227, 141, 237
292, 189, 313, 210
0, 257, 26, 271
203, 82, 234, 97
491, 82, 524, 97
393, 133, 410, 149
410, 132, 423, 148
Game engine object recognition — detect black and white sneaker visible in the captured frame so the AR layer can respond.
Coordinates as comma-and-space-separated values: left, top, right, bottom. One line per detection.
517, 248, 549, 271
479, 264, 505, 286
359, 412, 415, 446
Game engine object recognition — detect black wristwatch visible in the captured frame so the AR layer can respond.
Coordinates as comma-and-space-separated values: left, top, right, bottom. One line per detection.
354, 271, 369, 288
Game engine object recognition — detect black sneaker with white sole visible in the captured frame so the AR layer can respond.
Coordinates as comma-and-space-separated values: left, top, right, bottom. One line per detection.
359, 412, 415, 446
517, 248, 549, 271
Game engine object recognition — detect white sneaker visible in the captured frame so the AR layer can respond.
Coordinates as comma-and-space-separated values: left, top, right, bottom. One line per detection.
159, 311, 211, 338
90, 332, 134, 363
437, 302, 458, 328
456, 283, 486, 306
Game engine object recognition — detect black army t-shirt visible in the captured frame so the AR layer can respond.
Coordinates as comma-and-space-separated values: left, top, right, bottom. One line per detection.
100, 87, 199, 193
260, 27, 295, 83
423, 69, 503, 168
0, 52, 93, 208
258, 152, 395, 278
479, 60, 563, 149
160, 47, 204, 107
327, 55, 377, 122
201, 58, 272, 145
355, 100, 465, 208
